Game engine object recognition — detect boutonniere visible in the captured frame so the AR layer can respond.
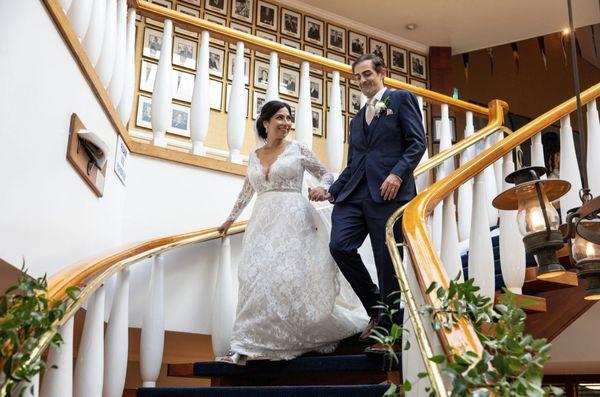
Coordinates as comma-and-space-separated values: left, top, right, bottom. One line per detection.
375, 97, 391, 118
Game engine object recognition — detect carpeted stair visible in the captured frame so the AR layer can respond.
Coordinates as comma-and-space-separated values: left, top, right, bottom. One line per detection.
137, 384, 389, 396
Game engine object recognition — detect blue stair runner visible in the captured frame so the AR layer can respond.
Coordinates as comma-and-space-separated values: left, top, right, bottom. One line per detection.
137, 385, 389, 396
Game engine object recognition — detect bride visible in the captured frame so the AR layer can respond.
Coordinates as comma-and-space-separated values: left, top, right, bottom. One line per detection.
218, 100, 369, 363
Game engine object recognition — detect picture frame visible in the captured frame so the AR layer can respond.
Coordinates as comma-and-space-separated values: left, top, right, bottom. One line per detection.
255, 30, 277, 58
304, 44, 323, 75
348, 87, 362, 115
369, 38, 387, 66
136, 95, 153, 129
226, 83, 249, 116
327, 51, 346, 82
232, 0, 253, 23
179, 0, 200, 5
410, 78, 427, 89
309, 75, 323, 105
312, 108, 323, 136
304, 16, 324, 46
281, 99, 297, 128
279, 67, 300, 97
146, 0, 172, 27
432, 116, 456, 143
327, 80, 346, 112
256, 1, 278, 31
175, 4, 200, 38
410, 52, 427, 79
280, 38, 300, 68
204, 13, 226, 46
227, 55, 250, 85
205, 0, 227, 15
139, 60, 157, 93
229, 22, 252, 53
209, 79, 223, 110
390, 45, 407, 73
327, 24, 345, 53
142, 27, 163, 60
281, 8, 301, 39
348, 31, 366, 58
254, 59, 270, 89
173, 36, 197, 69
172, 69, 195, 102
390, 72, 407, 83
252, 90, 267, 119
208, 46, 225, 77
168, 103, 191, 137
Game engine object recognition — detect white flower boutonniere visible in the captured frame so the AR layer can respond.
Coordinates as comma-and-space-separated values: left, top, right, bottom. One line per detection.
374, 97, 391, 118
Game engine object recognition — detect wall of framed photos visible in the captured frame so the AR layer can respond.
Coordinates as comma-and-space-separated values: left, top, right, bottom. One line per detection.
130, 0, 430, 164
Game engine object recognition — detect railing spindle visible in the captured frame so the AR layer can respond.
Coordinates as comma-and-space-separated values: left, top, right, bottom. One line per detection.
483, 135, 499, 227
191, 31, 210, 155
40, 318, 74, 397
226, 42, 247, 162
140, 255, 165, 387
211, 237, 236, 357
295, 61, 312, 148
96, 0, 117, 88
117, 9, 137, 124
586, 100, 600, 193
326, 71, 344, 178
457, 111, 475, 241
265, 52, 280, 102
559, 115, 583, 219
415, 96, 430, 194
82, 0, 106, 65
108, 0, 127, 106
530, 132, 545, 176
67, 0, 93, 40
151, 19, 173, 147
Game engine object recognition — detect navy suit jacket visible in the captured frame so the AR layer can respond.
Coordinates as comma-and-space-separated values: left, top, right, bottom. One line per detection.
328, 88, 426, 204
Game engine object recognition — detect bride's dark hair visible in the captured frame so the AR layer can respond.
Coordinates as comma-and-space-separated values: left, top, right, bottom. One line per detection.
256, 100, 292, 140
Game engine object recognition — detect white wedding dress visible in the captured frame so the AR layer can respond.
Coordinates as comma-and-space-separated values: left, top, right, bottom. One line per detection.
225, 140, 369, 360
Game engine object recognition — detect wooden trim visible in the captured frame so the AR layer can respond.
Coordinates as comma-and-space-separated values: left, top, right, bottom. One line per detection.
524, 267, 579, 292
495, 293, 546, 313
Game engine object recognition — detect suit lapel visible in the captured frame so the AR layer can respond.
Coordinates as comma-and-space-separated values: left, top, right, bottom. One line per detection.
367, 89, 390, 142
353, 105, 368, 143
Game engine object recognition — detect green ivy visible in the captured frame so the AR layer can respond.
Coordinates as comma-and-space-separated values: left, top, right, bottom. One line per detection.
0, 262, 78, 396
372, 274, 564, 397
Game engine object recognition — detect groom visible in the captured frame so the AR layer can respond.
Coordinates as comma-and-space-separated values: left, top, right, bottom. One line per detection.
310, 54, 426, 352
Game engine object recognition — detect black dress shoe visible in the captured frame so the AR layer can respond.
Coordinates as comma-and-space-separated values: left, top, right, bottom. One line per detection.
358, 316, 378, 341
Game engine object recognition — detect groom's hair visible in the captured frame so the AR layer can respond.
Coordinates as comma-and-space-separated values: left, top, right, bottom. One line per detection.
352, 54, 385, 74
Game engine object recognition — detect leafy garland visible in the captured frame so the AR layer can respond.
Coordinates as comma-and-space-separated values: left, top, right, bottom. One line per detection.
373, 276, 564, 397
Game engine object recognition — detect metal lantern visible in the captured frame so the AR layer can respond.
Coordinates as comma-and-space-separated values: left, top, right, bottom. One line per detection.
493, 166, 571, 280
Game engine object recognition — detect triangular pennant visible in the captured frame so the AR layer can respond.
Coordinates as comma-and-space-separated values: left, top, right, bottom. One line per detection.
487, 48, 494, 75
511, 42, 520, 74
462, 53, 469, 81
537, 36, 548, 71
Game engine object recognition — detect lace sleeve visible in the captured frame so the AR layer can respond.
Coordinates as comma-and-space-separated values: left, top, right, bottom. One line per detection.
299, 143, 334, 189
226, 177, 255, 222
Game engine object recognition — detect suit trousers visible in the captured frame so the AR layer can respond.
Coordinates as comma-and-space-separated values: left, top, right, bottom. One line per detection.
329, 180, 404, 326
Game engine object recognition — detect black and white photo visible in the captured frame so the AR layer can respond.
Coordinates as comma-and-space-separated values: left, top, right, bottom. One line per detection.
229, 22, 252, 53
208, 47, 225, 77
281, 8, 300, 38
205, 14, 226, 46
390, 45, 407, 73
348, 87, 362, 115
232, 0, 253, 23
304, 16, 324, 46
136, 96, 153, 129
304, 45, 323, 75
173, 36, 197, 69
175, 4, 199, 37
252, 91, 267, 119
312, 108, 323, 136
168, 104, 191, 137
410, 78, 427, 89
172, 70, 195, 102
139, 60, 157, 93
348, 31, 366, 57
327, 80, 346, 112
410, 52, 427, 79
280, 38, 300, 67
327, 52, 346, 82
279, 67, 299, 97
390, 72, 407, 83
227, 55, 250, 85
143, 27, 163, 60
255, 30, 276, 58
369, 38, 387, 65
225, 83, 249, 116
257, 1, 277, 31
146, 0, 172, 27
209, 79, 223, 110
327, 24, 345, 53
205, 0, 227, 15
179, 0, 200, 5
309, 76, 323, 104
254, 60, 270, 89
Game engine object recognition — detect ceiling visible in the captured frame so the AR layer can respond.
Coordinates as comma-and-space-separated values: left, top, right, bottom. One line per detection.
288, 0, 600, 54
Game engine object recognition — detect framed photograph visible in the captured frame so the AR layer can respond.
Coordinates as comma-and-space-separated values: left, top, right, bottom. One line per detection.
390, 45, 407, 73
168, 103, 191, 137
370, 38, 387, 65
252, 90, 267, 119
136, 95, 153, 129
254, 60, 270, 89
205, 0, 227, 15
410, 78, 427, 89
227, 55, 250, 85
281, 8, 300, 39
309, 76, 323, 104
232, 0, 253, 23
208, 46, 225, 77
327, 24, 345, 53
204, 13, 226, 46
305, 16, 324, 46
432, 116, 456, 143
327, 80, 346, 112
281, 99, 297, 128
175, 4, 200, 38
172, 69, 195, 102
390, 72, 407, 83
139, 60, 157, 92
209, 79, 223, 110
255, 30, 277, 58
229, 22, 252, 53
348, 31, 366, 58
304, 44, 323, 75
281, 38, 300, 67
173, 36, 197, 69
279, 67, 299, 97
225, 83, 249, 116
142, 27, 163, 60
146, 0, 172, 26
348, 87, 362, 115
327, 51, 346, 82
410, 52, 427, 79
180, 0, 200, 5
312, 108, 323, 136
257, 1, 277, 31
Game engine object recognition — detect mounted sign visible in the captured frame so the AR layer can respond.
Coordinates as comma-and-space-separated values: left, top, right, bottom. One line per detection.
114, 135, 129, 185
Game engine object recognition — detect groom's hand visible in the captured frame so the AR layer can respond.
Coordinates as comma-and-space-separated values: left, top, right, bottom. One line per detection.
380, 174, 403, 201
308, 187, 332, 201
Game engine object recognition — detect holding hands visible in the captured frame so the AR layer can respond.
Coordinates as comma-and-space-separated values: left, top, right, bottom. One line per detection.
308, 187, 332, 202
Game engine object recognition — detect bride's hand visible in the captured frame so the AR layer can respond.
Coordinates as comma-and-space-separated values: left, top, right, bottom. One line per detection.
218, 220, 234, 237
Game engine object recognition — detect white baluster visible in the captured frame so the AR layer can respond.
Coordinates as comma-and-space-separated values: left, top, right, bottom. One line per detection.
586, 100, 600, 193
492, 131, 504, 195
499, 152, 526, 294
82, 0, 106, 66
559, 115, 583, 219
117, 9, 137, 124
108, 0, 127, 106
151, 19, 173, 148
227, 42, 246, 162
441, 194, 463, 281
211, 237, 236, 357
468, 173, 495, 299
59, 0, 73, 13
483, 135, 499, 227
327, 71, 344, 178
67, 0, 93, 40
415, 95, 430, 194
96, 0, 117, 88
457, 111, 475, 241
140, 255, 165, 387
15, 374, 39, 397
73, 287, 105, 397
41, 318, 74, 397
530, 132, 545, 174
191, 31, 210, 155
103, 269, 130, 397
295, 62, 312, 148
265, 52, 280, 102
438, 105, 453, 177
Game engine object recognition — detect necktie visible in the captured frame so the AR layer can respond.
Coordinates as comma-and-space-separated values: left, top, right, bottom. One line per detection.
366, 98, 376, 125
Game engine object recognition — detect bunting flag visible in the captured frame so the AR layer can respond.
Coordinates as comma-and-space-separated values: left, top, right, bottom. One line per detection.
560, 32, 569, 67
511, 42, 520, 73
592, 25, 598, 58
487, 48, 494, 75
537, 36, 548, 71
462, 53, 469, 81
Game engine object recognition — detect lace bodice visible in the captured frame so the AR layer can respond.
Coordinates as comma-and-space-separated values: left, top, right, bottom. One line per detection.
226, 141, 333, 222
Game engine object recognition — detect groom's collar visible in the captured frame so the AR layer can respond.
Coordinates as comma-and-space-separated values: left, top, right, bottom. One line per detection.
367, 87, 388, 104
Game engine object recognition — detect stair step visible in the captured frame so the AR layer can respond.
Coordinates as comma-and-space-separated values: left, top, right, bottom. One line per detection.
495, 293, 546, 312
137, 384, 390, 396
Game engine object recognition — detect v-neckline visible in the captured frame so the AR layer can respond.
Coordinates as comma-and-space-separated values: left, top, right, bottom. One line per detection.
255, 141, 293, 179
